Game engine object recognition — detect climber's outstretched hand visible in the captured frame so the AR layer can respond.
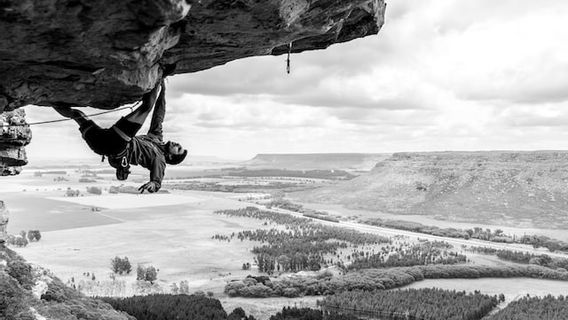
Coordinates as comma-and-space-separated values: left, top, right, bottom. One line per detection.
138, 181, 160, 193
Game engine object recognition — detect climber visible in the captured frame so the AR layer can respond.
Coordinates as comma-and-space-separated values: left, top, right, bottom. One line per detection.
52, 80, 187, 193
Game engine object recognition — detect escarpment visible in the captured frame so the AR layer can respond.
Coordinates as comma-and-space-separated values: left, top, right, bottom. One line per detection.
0, 0, 386, 174
298, 151, 568, 228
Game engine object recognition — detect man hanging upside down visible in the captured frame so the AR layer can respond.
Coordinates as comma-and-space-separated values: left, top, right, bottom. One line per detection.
53, 80, 187, 193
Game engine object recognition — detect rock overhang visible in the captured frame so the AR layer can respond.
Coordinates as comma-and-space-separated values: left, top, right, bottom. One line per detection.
0, 0, 387, 174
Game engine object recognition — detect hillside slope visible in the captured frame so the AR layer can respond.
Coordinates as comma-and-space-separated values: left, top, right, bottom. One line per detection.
298, 151, 568, 228
0, 245, 134, 320
245, 153, 391, 171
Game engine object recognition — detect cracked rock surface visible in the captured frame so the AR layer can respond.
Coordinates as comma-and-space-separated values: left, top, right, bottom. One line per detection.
0, 0, 385, 111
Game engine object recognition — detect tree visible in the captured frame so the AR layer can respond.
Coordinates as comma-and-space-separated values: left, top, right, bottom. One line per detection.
111, 256, 132, 275
170, 282, 179, 294
179, 280, 190, 294
137, 265, 158, 284
145, 266, 157, 284
27, 230, 41, 242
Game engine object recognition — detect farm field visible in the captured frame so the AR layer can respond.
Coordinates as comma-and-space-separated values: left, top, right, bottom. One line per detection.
12, 193, 262, 295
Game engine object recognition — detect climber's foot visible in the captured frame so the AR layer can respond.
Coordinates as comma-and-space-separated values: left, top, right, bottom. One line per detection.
53, 105, 86, 119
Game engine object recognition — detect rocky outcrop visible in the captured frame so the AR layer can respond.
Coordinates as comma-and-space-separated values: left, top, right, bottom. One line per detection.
1, 109, 31, 176
0, 244, 134, 320
0, 0, 386, 111
298, 151, 568, 228
0, 201, 8, 244
0, 0, 386, 173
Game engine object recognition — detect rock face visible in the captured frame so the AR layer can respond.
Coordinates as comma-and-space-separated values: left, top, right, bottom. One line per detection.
0, 0, 386, 110
0, 201, 8, 244
1, 109, 31, 176
0, 0, 386, 173
298, 151, 568, 228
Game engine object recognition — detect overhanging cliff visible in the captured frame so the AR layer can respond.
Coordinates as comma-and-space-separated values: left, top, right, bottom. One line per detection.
0, 0, 386, 174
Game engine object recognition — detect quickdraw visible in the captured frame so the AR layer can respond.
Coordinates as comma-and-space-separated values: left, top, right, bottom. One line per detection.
286, 42, 293, 74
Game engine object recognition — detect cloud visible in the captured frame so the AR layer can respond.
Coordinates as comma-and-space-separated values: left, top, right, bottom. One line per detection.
22, 0, 568, 160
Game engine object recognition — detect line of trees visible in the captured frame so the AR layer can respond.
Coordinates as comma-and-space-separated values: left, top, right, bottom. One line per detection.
322, 288, 500, 320
101, 294, 256, 320
349, 241, 467, 270
225, 264, 568, 298
363, 218, 568, 253
269, 307, 359, 320
489, 295, 568, 320
6, 230, 42, 247
469, 247, 568, 270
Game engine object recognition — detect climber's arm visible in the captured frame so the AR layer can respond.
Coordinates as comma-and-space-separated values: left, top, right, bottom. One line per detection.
147, 80, 166, 141
138, 156, 166, 193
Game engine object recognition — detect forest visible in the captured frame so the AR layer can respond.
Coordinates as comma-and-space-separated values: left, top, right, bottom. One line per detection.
489, 295, 568, 320
269, 307, 359, 320
101, 294, 256, 320
214, 207, 390, 273
322, 288, 500, 320
348, 241, 467, 270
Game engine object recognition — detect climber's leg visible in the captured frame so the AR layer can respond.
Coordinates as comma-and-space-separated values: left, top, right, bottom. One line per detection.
106, 82, 163, 141
123, 82, 162, 125
53, 105, 89, 127
53, 105, 127, 156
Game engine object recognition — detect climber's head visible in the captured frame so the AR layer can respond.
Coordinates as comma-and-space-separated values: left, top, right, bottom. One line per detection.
165, 141, 187, 165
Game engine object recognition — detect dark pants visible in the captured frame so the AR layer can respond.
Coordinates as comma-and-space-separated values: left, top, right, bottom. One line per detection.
79, 117, 142, 156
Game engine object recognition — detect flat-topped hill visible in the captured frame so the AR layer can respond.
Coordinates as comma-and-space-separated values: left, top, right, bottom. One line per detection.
298, 151, 568, 228
245, 153, 391, 171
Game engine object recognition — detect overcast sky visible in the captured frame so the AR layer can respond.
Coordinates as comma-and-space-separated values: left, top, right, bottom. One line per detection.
25, 0, 568, 162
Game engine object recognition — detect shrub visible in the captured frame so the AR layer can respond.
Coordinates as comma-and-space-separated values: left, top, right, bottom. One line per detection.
86, 186, 102, 195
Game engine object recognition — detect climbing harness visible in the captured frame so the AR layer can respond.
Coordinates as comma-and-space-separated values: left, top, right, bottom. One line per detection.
4, 101, 141, 127
286, 42, 293, 74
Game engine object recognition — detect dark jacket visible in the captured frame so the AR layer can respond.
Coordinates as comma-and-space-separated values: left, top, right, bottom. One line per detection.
110, 88, 167, 188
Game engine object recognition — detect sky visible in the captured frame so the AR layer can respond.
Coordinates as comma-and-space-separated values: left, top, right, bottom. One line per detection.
25, 0, 568, 162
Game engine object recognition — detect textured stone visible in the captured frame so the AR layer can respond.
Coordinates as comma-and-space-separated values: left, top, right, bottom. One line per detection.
0, 0, 386, 111
1, 109, 30, 175
0, 201, 7, 244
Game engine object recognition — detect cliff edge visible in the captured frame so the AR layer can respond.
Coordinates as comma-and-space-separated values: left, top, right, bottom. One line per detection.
298, 151, 568, 228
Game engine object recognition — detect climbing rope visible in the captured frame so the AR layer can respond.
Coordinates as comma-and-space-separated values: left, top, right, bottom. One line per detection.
4, 101, 142, 127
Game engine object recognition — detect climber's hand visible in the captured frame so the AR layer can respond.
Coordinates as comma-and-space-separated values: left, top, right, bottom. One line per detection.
138, 181, 160, 193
